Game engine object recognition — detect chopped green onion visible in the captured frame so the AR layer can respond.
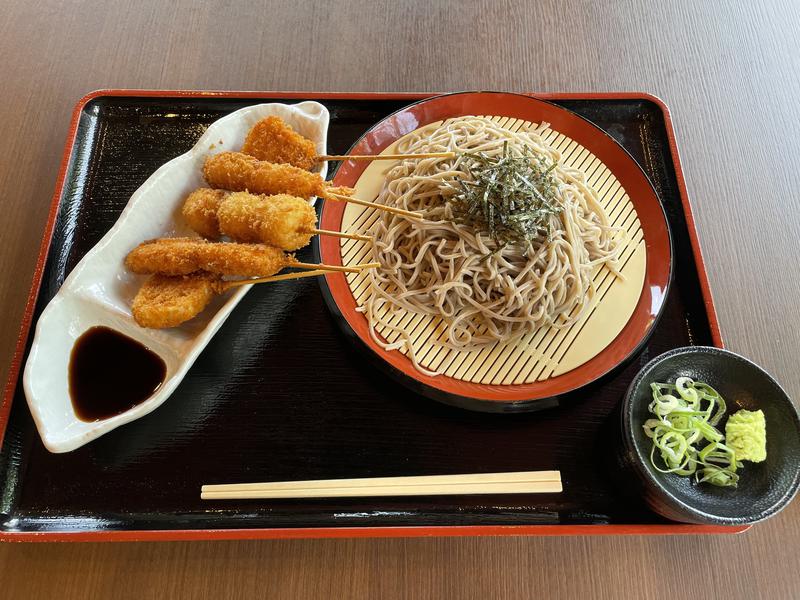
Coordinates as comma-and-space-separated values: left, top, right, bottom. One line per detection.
643, 377, 741, 488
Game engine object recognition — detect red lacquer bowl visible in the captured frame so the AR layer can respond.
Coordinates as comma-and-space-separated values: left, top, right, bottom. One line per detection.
315, 92, 672, 411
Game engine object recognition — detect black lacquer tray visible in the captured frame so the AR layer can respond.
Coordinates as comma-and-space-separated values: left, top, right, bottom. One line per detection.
0, 91, 739, 540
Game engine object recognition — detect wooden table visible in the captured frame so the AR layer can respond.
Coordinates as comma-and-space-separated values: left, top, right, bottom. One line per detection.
1, 0, 798, 597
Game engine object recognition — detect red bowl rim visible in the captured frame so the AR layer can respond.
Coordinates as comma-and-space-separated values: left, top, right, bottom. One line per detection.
316, 91, 673, 410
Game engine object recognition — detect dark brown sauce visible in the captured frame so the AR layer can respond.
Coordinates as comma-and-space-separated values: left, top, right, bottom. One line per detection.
69, 326, 167, 422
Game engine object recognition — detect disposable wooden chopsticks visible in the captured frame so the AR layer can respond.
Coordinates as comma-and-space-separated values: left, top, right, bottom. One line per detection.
201, 470, 562, 500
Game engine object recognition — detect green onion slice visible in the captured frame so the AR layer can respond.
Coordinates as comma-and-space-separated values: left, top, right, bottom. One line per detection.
643, 377, 739, 488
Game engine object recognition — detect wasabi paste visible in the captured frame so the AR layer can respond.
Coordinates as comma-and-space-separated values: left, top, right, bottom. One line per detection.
726, 409, 767, 463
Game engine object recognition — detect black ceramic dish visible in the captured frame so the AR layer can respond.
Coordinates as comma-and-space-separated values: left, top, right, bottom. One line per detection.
620, 346, 800, 524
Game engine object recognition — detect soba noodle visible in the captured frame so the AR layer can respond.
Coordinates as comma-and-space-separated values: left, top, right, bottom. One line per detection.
357, 116, 623, 376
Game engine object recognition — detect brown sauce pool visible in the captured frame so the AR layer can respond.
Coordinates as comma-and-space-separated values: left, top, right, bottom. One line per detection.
69, 326, 166, 422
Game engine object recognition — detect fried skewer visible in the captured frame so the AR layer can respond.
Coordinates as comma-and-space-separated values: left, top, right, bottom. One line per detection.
132, 272, 219, 329
203, 152, 326, 198
218, 192, 314, 248
242, 115, 455, 169
182, 189, 371, 249
203, 152, 422, 220
125, 238, 361, 277
132, 264, 378, 329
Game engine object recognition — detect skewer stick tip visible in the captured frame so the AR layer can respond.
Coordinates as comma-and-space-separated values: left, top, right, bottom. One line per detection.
318, 151, 456, 162
308, 228, 373, 243
327, 192, 423, 220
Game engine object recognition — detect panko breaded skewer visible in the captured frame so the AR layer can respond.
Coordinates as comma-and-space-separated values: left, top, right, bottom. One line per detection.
242, 116, 317, 170
241, 116, 456, 169
203, 152, 333, 199
182, 189, 371, 249
218, 192, 315, 250
132, 272, 219, 328
125, 238, 365, 278
132, 265, 380, 329
216, 193, 369, 246
183, 189, 315, 249
125, 238, 289, 277
203, 152, 422, 219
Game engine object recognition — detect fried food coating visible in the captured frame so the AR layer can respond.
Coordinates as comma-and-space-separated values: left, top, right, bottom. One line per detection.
203, 152, 326, 199
125, 237, 291, 277
131, 272, 219, 328
181, 188, 228, 239
241, 116, 317, 170
217, 192, 316, 251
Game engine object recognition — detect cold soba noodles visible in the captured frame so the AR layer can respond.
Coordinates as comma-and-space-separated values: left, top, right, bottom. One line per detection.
358, 116, 623, 376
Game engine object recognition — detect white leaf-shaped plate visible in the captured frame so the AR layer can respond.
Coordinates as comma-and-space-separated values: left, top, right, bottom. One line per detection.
23, 101, 329, 453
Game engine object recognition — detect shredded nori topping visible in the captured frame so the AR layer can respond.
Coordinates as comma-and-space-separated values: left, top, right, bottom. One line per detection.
448, 143, 561, 245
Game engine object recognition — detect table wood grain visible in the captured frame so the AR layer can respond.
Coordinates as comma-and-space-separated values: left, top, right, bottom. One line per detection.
1, 0, 799, 598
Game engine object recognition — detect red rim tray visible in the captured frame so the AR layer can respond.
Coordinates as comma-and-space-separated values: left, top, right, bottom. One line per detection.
0, 91, 743, 541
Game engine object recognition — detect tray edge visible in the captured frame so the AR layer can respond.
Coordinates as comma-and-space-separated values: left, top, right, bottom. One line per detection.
0, 89, 737, 541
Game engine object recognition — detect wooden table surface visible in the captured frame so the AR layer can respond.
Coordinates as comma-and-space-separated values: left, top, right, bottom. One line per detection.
1, 0, 799, 597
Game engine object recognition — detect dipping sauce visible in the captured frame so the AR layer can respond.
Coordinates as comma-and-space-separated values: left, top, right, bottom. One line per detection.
69, 326, 166, 422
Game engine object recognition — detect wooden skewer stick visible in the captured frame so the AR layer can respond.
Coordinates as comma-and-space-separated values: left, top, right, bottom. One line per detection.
219, 270, 329, 289
297, 261, 380, 272
327, 191, 423, 220
308, 228, 372, 242
219, 262, 381, 290
201, 470, 562, 500
293, 261, 364, 274
318, 151, 456, 162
